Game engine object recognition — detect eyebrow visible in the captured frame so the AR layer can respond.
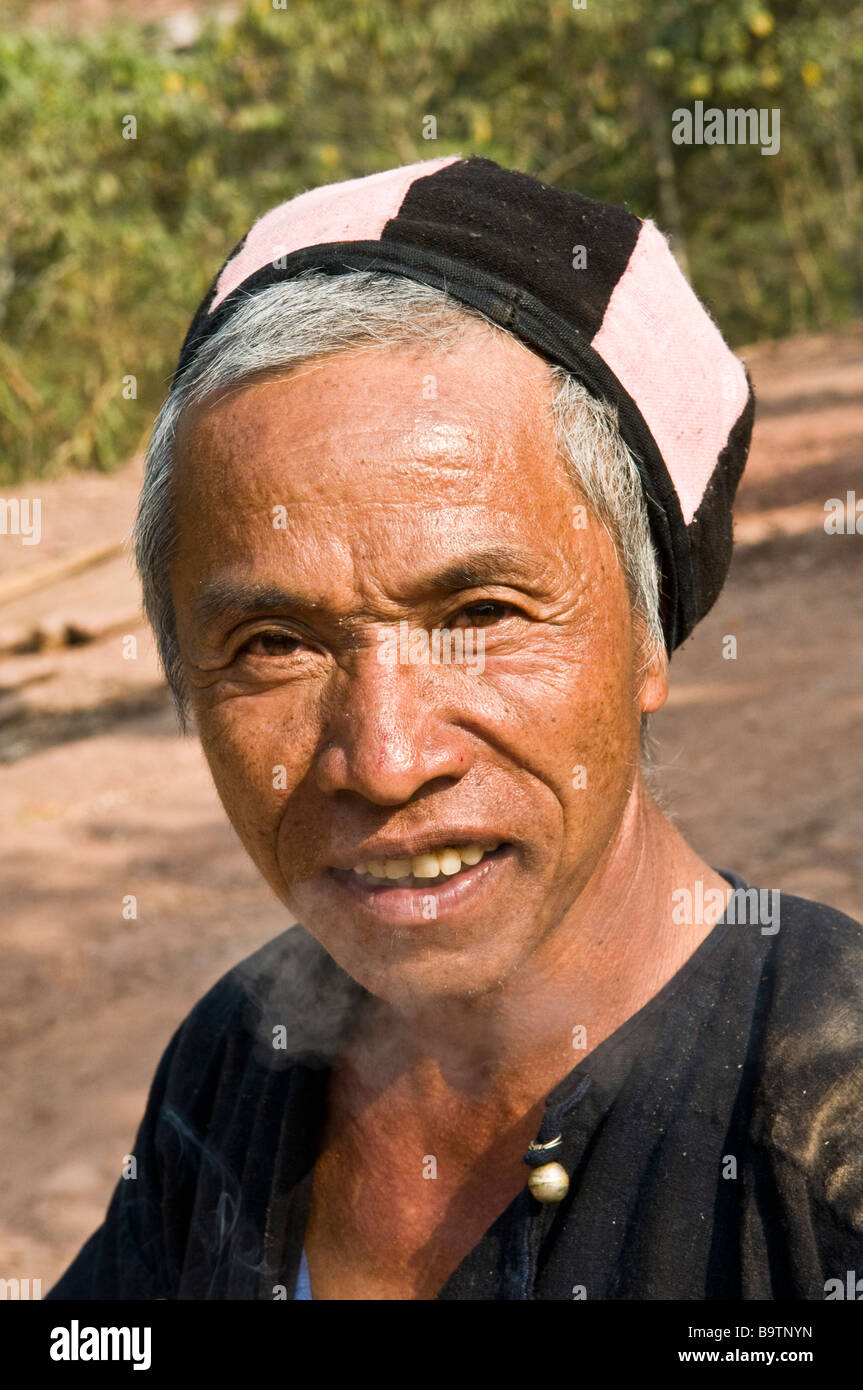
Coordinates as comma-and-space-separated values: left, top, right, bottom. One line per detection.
418, 544, 542, 594
191, 544, 547, 632
192, 581, 319, 631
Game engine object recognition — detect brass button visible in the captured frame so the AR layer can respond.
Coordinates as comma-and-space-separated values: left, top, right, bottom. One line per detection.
527, 1160, 570, 1204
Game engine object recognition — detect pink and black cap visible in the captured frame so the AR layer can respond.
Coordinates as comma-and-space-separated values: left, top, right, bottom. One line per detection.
174, 155, 755, 653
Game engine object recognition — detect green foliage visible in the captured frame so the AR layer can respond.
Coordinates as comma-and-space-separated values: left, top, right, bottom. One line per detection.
1, 0, 860, 482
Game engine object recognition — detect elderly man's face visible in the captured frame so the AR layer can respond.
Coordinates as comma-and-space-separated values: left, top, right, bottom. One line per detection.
171, 327, 666, 1002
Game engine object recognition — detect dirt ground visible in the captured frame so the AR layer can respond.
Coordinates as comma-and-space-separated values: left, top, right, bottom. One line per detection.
0, 320, 861, 1290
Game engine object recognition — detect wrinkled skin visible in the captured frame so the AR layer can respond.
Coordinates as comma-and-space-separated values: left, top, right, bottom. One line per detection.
170, 327, 732, 1296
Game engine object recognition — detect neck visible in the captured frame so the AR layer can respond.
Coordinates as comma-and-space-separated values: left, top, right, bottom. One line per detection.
348, 781, 730, 1105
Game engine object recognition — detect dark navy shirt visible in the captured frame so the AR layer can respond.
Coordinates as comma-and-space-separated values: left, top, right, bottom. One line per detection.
47, 872, 863, 1300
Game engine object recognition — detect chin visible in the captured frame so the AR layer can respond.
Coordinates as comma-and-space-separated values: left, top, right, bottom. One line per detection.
327, 935, 521, 1009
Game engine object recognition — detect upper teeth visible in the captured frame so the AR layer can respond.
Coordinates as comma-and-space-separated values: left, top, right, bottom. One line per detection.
353, 843, 498, 881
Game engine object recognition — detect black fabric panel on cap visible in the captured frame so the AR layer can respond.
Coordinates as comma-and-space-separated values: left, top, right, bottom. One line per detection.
382, 155, 642, 342
687, 384, 756, 623
175, 228, 253, 387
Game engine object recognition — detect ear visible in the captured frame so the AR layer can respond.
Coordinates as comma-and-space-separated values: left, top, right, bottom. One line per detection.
633, 616, 669, 716
639, 648, 669, 715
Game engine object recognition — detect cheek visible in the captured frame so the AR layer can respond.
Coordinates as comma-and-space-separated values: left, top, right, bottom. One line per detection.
541, 629, 639, 819
195, 698, 312, 874
578, 670, 636, 795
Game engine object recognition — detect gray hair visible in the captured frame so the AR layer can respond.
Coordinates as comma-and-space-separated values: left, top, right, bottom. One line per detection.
135, 272, 665, 766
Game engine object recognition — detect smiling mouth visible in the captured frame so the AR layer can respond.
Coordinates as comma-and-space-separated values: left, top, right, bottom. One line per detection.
349, 842, 503, 887
328, 842, 511, 895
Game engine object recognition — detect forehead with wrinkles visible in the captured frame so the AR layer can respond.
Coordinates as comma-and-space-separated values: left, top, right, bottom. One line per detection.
169, 333, 612, 621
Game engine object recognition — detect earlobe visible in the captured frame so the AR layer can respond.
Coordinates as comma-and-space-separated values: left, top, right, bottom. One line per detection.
637, 647, 669, 716
631, 613, 669, 716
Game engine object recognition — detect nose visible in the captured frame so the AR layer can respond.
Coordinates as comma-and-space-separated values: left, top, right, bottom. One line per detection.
314, 644, 472, 805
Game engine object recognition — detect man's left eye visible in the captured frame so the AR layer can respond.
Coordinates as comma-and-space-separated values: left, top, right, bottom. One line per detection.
449, 601, 514, 629
238, 631, 303, 657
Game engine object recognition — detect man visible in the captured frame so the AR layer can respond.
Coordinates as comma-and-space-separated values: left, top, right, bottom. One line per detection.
48, 157, 863, 1300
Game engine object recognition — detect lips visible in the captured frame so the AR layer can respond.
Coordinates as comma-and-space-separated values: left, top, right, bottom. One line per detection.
327, 842, 513, 924
324, 828, 514, 925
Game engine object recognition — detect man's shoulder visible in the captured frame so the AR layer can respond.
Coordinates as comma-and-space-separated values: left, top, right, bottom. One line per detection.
710, 874, 863, 1036
151, 924, 362, 1121
174, 922, 361, 1062
750, 886, 863, 1219
765, 886, 863, 1006
180, 923, 326, 1034
746, 883, 863, 1055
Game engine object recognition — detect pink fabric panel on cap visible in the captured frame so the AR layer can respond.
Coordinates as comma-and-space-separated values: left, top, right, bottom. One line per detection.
592, 222, 749, 525
210, 155, 462, 314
